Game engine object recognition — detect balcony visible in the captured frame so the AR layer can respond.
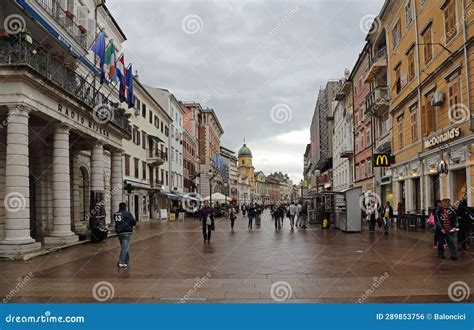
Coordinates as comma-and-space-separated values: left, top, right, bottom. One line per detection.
364, 47, 387, 84
34, 0, 90, 50
147, 148, 167, 166
364, 86, 389, 117
0, 33, 131, 136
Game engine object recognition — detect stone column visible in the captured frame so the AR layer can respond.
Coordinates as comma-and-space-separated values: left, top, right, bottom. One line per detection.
110, 149, 123, 215
0, 106, 40, 256
405, 178, 414, 213
44, 125, 78, 244
90, 142, 105, 227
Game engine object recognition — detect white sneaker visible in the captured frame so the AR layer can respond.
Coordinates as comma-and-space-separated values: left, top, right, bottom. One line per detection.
118, 263, 128, 268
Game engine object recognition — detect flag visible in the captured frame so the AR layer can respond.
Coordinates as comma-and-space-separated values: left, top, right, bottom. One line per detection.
116, 54, 126, 103
125, 64, 134, 109
91, 30, 106, 84
105, 40, 117, 81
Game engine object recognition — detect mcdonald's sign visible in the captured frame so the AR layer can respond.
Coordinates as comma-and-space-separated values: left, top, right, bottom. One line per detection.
373, 153, 395, 167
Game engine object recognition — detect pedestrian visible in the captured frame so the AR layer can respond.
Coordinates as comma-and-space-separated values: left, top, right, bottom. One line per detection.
274, 204, 284, 230
382, 201, 393, 235
296, 202, 302, 227
242, 203, 247, 216
256, 204, 262, 226
114, 202, 136, 268
229, 206, 237, 230
248, 204, 256, 229
367, 201, 377, 232
457, 199, 473, 252
435, 199, 458, 260
432, 200, 442, 248
300, 201, 308, 228
200, 201, 215, 242
288, 201, 297, 230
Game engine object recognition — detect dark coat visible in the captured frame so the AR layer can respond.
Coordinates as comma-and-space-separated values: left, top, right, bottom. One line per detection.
114, 210, 136, 234
200, 206, 215, 229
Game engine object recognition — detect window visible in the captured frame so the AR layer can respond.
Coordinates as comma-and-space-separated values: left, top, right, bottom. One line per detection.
405, 0, 412, 27
361, 161, 366, 177
448, 76, 461, 121
422, 25, 433, 64
367, 159, 372, 176
124, 154, 130, 176
134, 158, 139, 178
135, 98, 141, 111
407, 47, 415, 81
394, 65, 401, 94
356, 164, 360, 180
166, 171, 169, 186
367, 126, 372, 145
142, 103, 147, 118
392, 19, 401, 47
444, 0, 457, 43
165, 126, 169, 137
149, 110, 152, 124
161, 169, 164, 183
397, 115, 404, 148
142, 161, 147, 180
171, 147, 175, 161
422, 93, 436, 135
154, 115, 159, 128
142, 131, 146, 150
410, 105, 418, 142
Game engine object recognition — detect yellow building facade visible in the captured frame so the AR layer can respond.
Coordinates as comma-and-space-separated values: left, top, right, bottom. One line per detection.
378, 0, 473, 212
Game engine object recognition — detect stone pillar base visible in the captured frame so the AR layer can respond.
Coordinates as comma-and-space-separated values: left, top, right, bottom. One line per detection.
0, 242, 41, 258
44, 235, 79, 245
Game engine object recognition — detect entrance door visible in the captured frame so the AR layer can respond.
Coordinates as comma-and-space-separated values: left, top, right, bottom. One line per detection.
413, 178, 421, 213
451, 168, 467, 201
134, 194, 140, 222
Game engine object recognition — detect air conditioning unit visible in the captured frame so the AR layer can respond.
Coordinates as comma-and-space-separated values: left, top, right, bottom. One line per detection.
431, 91, 444, 106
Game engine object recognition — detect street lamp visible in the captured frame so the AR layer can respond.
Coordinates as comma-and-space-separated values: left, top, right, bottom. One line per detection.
208, 169, 218, 205
224, 182, 229, 204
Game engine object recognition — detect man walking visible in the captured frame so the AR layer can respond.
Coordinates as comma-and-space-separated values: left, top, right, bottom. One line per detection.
114, 202, 136, 268
288, 201, 297, 230
300, 201, 308, 228
296, 202, 302, 227
367, 201, 377, 232
457, 199, 473, 252
248, 204, 256, 229
435, 199, 458, 260
200, 201, 215, 242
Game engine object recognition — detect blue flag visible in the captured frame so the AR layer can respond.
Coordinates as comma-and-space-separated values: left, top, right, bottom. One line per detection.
91, 31, 106, 84
125, 64, 134, 109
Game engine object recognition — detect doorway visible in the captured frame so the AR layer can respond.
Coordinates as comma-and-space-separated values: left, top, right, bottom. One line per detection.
134, 194, 140, 222
451, 168, 467, 202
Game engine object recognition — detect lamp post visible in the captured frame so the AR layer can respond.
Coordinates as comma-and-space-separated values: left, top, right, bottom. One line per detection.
208, 169, 218, 206
224, 182, 229, 204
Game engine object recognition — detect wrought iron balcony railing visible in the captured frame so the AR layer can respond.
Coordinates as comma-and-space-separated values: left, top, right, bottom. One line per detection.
0, 33, 131, 136
364, 86, 389, 116
34, 0, 88, 49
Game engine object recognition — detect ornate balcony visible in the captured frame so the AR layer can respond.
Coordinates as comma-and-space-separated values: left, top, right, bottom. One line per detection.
364, 86, 389, 117
0, 33, 131, 136
147, 148, 167, 166
364, 47, 387, 84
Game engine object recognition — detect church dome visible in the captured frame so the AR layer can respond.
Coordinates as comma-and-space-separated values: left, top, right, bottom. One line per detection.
238, 144, 252, 157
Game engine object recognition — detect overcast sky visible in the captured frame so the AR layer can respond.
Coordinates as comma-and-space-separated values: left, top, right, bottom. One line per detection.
109, 0, 384, 183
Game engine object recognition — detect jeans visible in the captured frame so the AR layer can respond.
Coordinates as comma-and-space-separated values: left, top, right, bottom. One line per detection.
300, 215, 307, 227
275, 216, 282, 229
248, 216, 254, 228
289, 215, 295, 228
203, 224, 212, 240
383, 217, 390, 232
438, 232, 457, 258
117, 233, 131, 265
369, 215, 376, 231
230, 217, 235, 229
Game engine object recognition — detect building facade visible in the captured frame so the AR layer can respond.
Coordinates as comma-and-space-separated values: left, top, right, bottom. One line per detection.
124, 79, 172, 222
237, 143, 255, 201
0, 0, 130, 256
351, 43, 375, 197
182, 129, 198, 194
220, 146, 238, 201
382, 0, 474, 212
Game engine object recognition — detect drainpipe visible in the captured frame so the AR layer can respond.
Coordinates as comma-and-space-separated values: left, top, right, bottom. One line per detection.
462, 0, 473, 131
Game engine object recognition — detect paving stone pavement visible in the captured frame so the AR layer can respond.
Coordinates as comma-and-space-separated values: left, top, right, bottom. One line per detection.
0, 210, 473, 303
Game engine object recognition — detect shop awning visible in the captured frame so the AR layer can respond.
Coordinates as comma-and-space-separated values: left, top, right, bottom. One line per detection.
160, 191, 180, 200
124, 180, 151, 189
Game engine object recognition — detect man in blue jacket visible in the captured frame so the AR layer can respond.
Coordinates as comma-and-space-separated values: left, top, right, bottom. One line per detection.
114, 202, 136, 268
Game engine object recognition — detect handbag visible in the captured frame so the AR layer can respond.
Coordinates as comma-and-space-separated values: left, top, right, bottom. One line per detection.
427, 213, 435, 226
